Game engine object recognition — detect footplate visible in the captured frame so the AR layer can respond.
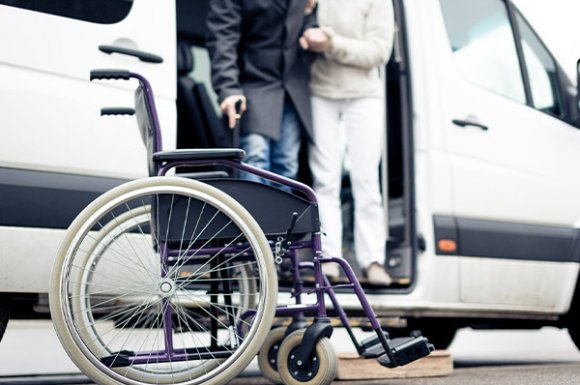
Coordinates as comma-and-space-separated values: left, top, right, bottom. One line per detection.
377, 336, 434, 368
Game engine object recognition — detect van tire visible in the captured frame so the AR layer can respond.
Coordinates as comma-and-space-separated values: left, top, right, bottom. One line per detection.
0, 296, 10, 343
567, 280, 580, 351
569, 326, 580, 351
413, 323, 457, 350
567, 301, 580, 351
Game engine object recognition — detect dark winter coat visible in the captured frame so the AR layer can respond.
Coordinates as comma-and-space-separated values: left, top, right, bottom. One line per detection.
206, 0, 315, 141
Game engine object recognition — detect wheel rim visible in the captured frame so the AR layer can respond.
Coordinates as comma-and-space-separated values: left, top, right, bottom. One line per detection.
287, 347, 319, 381
52, 178, 276, 385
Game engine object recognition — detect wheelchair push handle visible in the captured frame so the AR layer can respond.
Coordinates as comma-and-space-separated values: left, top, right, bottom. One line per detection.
90, 69, 131, 81
101, 107, 135, 116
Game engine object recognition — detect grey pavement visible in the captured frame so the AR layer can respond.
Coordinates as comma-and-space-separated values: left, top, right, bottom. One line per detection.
0, 320, 579, 384
232, 363, 580, 385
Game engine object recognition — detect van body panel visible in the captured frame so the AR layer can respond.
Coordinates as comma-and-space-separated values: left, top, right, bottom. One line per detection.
0, 1, 176, 294
0, 1, 176, 179
0, 0, 579, 332
0, 227, 63, 293
424, 0, 580, 309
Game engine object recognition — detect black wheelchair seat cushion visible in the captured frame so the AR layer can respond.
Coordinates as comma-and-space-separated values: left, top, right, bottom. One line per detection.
157, 178, 320, 244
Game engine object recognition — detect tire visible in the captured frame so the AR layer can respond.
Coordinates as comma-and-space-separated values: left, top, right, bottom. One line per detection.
50, 177, 277, 385
277, 330, 337, 385
0, 296, 9, 343
412, 323, 457, 350
569, 326, 580, 351
567, 307, 580, 351
258, 327, 287, 384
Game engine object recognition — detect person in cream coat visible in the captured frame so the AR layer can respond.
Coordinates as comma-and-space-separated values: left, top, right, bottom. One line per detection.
301, 0, 395, 285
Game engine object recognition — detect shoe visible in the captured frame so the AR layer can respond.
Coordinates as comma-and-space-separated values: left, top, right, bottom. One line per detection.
321, 263, 340, 280
365, 263, 393, 286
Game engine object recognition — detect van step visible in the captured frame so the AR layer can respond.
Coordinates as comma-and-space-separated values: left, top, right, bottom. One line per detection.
377, 336, 434, 368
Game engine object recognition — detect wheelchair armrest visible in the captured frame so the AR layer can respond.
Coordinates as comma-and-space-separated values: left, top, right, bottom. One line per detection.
177, 171, 230, 179
153, 148, 245, 162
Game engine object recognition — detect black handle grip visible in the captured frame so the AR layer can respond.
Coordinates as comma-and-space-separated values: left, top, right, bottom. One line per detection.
99, 45, 163, 64
101, 107, 135, 116
234, 99, 243, 115
90, 69, 131, 81
452, 119, 489, 131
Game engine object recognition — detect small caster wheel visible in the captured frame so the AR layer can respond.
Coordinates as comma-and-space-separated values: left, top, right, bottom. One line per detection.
258, 327, 287, 384
277, 329, 337, 385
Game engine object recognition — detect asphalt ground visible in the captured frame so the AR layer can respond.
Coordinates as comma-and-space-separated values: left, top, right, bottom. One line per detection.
231, 363, 580, 385
1, 321, 579, 384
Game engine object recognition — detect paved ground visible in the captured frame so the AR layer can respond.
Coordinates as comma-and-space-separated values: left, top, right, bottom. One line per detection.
231, 363, 580, 385
0, 321, 579, 384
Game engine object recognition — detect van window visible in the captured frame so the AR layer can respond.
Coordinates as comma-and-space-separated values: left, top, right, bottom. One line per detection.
0, 0, 133, 24
439, 0, 526, 104
515, 12, 561, 115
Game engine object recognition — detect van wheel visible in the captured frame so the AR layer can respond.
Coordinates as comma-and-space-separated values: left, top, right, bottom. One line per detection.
569, 326, 580, 351
413, 324, 457, 350
0, 296, 10, 343
567, 309, 580, 351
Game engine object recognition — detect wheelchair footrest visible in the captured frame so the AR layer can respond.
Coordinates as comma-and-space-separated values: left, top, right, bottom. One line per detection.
361, 336, 413, 358
377, 336, 434, 368
360, 330, 390, 350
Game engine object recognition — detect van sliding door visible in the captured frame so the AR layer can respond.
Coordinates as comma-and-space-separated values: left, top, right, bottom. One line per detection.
436, 0, 580, 309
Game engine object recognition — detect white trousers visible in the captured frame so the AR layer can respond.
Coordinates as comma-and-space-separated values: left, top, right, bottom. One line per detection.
309, 95, 386, 268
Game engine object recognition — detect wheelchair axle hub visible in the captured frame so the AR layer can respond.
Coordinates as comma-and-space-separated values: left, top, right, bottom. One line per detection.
158, 279, 176, 297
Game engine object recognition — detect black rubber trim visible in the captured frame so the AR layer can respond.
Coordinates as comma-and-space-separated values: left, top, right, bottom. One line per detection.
434, 215, 580, 263
0, 168, 127, 229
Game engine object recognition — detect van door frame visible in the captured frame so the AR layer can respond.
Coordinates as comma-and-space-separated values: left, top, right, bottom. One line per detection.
384, 0, 420, 291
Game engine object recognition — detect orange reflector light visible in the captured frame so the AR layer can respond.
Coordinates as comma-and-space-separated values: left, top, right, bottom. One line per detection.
438, 239, 457, 253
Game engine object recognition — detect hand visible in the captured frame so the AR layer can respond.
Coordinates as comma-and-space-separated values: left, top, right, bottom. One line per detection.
305, 0, 317, 15
220, 95, 246, 129
301, 28, 329, 53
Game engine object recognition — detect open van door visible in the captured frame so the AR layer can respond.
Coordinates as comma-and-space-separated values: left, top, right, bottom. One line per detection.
0, 0, 176, 179
434, 0, 580, 309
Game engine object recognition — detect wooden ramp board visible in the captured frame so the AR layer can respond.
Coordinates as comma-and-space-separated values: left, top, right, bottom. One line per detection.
336, 350, 453, 380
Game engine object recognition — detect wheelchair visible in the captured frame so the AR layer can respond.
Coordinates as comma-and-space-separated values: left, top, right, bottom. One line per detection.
49, 70, 433, 385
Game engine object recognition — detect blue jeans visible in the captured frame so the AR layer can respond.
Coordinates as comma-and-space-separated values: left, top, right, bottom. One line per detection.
240, 97, 302, 184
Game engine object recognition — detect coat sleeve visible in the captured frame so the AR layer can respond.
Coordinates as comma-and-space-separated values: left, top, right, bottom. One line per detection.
324, 0, 395, 70
206, 0, 243, 102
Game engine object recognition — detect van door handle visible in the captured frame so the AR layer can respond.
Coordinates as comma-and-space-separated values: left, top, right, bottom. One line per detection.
452, 119, 489, 131
99, 45, 163, 64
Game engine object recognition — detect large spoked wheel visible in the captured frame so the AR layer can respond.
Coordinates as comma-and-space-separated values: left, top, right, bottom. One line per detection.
257, 327, 287, 384
50, 177, 277, 385
277, 330, 337, 385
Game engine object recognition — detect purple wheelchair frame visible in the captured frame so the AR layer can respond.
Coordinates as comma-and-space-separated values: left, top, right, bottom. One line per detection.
92, 70, 433, 369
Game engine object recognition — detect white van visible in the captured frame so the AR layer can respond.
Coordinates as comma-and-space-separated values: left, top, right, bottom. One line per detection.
0, 0, 579, 352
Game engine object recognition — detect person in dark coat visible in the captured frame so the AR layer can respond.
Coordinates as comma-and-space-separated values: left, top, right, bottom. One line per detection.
206, 0, 319, 181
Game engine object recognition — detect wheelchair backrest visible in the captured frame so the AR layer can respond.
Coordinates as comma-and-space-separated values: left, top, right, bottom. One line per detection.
134, 82, 163, 176
90, 70, 164, 177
